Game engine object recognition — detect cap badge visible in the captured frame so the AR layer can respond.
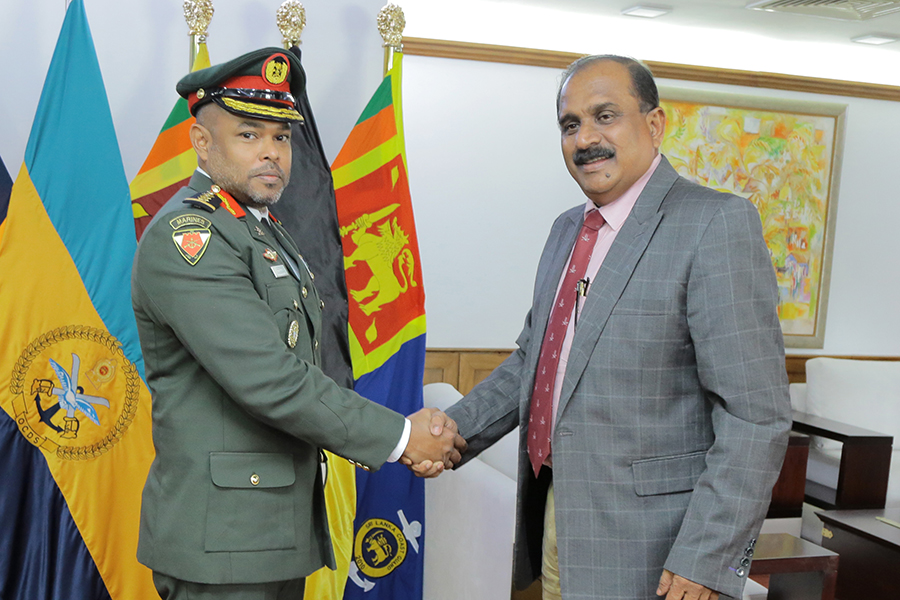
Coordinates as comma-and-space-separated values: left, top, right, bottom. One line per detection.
263, 54, 290, 86
263, 248, 278, 262
196, 88, 206, 100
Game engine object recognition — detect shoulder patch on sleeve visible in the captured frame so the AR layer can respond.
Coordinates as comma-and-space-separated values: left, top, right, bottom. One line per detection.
172, 223, 212, 265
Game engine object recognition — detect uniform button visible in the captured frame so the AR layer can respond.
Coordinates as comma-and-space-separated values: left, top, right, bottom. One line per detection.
293, 300, 299, 309
735, 567, 746, 578
250, 473, 260, 486
314, 339, 319, 350
320, 300, 325, 310
310, 272, 315, 280
302, 287, 308, 298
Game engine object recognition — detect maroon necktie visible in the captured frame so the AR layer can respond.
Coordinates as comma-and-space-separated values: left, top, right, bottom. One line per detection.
527, 209, 605, 477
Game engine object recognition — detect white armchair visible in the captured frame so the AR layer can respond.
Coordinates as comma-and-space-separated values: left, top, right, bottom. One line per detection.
422, 382, 519, 600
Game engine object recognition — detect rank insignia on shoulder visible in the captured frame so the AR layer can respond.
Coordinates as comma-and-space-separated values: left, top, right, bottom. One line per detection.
263, 248, 278, 262
183, 185, 223, 213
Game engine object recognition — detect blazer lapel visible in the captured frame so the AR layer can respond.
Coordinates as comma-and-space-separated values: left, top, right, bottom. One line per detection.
524, 209, 582, 381
555, 157, 679, 418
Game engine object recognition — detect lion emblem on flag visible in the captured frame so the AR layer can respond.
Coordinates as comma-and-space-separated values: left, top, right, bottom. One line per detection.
342, 203, 417, 317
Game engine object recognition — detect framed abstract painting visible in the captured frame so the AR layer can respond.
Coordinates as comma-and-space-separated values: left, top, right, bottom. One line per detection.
659, 88, 845, 348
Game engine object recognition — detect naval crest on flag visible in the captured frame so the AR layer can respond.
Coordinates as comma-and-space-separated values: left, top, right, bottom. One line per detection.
10, 326, 141, 460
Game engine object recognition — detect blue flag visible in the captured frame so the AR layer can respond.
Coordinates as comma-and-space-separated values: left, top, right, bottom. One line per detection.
0, 1, 156, 598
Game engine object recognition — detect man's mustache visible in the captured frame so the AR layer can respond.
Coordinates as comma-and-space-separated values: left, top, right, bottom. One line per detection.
573, 145, 615, 166
251, 164, 286, 180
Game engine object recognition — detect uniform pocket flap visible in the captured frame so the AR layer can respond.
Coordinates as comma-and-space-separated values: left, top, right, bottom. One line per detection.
632, 450, 707, 497
210, 452, 295, 489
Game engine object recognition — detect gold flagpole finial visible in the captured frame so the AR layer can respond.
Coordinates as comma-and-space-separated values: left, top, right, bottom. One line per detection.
277, 1, 307, 49
184, 0, 214, 70
377, 3, 405, 75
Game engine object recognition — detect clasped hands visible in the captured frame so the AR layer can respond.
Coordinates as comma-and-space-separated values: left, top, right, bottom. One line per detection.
399, 408, 467, 478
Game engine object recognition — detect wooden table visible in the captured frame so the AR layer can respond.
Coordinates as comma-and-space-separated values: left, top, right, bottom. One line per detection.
817, 508, 900, 600
750, 533, 839, 600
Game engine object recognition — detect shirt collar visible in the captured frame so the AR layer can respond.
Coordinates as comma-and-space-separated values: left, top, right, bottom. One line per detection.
586, 153, 662, 231
195, 167, 269, 222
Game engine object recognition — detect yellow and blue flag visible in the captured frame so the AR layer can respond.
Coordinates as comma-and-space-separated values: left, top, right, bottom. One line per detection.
0, 1, 155, 598
334, 52, 427, 600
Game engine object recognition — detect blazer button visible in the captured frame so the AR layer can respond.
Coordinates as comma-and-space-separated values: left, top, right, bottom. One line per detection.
735, 567, 746, 578
302, 287, 308, 298
250, 473, 260, 486
740, 557, 751, 567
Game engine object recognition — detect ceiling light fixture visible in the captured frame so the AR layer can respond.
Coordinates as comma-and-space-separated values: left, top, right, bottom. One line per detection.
621, 4, 671, 18
851, 33, 899, 45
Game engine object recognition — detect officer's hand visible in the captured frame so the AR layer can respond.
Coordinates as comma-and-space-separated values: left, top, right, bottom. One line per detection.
400, 408, 464, 477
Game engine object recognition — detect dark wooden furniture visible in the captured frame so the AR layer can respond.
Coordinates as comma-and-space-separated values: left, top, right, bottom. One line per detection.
817, 508, 900, 600
767, 432, 811, 519
750, 533, 839, 600
792, 411, 893, 510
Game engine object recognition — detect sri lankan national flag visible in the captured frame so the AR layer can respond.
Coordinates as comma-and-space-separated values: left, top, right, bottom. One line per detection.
334, 53, 427, 600
0, 1, 155, 598
130, 45, 211, 239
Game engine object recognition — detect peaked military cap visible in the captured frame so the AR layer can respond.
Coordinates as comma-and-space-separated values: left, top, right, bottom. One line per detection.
177, 47, 305, 123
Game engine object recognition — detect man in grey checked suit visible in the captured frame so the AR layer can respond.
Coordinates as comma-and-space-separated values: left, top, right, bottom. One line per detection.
439, 56, 792, 599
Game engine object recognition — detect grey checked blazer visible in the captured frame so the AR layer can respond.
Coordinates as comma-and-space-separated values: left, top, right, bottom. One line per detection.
445, 157, 791, 600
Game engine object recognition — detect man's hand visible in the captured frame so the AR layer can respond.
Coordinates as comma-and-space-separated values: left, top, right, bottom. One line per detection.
657, 570, 719, 600
400, 408, 468, 478
400, 408, 463, 477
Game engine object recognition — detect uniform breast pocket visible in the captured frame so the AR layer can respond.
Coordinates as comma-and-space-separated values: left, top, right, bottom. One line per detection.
266, 281, 312, 355
205, 452, 297, 552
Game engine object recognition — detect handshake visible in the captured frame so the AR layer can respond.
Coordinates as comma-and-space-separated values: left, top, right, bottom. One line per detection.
400, 408, 468, 478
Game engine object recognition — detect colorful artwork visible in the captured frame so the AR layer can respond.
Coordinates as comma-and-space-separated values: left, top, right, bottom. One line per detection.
659, 90, 844, 347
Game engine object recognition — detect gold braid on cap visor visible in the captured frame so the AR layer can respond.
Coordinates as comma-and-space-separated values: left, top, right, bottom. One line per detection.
220, 97, 304, 122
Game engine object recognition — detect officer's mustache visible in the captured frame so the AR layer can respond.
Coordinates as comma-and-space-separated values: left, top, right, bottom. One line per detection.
251, 164, 286, 181
573, 145, 615, 166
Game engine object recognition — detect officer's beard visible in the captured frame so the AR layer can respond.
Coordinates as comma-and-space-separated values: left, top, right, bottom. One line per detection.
205, 153, 289, 209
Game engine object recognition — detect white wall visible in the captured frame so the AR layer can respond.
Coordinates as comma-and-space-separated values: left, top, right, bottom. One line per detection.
2, 1, 898, 355
404, 55, 900, 355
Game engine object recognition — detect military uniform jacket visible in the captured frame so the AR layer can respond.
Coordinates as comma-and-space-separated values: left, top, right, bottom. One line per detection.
132, 171, 405, 584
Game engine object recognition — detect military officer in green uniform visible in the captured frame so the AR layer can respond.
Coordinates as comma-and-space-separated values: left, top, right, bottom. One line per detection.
132, 48, 458, 600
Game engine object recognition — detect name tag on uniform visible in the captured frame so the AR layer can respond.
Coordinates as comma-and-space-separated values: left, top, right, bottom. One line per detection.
271, 264, 289, 278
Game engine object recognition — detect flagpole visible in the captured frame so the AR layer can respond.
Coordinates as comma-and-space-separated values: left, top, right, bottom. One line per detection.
378, 3, 405, 76
277, 1, 306, 49
184, 0, 214, 71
